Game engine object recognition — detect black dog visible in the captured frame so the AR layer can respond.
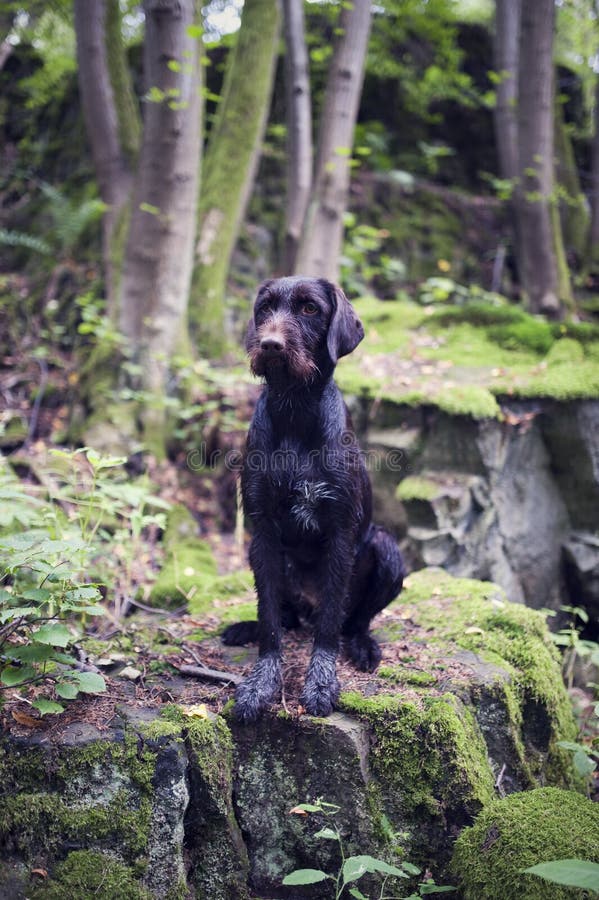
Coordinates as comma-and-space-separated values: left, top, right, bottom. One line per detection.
221, 277, 405, 721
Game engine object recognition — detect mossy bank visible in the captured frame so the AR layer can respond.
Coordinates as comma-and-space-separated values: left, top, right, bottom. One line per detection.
0, 569, 585, 899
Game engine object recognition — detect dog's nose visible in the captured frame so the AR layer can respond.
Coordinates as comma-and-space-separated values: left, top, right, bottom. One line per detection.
260, 336, 284, 353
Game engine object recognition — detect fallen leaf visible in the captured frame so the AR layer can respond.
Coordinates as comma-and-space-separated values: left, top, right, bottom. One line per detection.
464, 626, 484, 635
182, 703, 209, 719
12, 710, 43, 728
289, 806, 308, 816
31, 868, 48, 879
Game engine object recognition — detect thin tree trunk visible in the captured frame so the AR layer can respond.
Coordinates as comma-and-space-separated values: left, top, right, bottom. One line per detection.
493, 0, 520, 184
119, 0, 202, 418
295, 0, 372, 282
74, 0, 140, 311
516, 0, 571, 316
554, 97, 588, 263
282, 0, 312, 273
587, 79, 599, 270
191, 0, 281, 353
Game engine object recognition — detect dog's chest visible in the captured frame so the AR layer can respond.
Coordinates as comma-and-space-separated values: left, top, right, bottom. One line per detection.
264, 447, 336, 539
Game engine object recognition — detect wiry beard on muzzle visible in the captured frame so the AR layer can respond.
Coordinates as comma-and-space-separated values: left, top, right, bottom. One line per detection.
248, 315, 320, 383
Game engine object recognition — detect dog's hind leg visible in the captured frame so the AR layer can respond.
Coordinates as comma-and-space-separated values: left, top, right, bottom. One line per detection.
343, 527, 405, 672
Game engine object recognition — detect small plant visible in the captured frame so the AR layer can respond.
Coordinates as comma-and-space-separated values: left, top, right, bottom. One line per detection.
0, 448, 170, 713
550, 605, 599, 793
0, 460, 106, 715
341, 214, 405, 297
282, 799, 454, 899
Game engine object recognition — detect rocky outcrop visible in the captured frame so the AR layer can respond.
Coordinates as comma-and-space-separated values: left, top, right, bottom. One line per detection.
361, 399, 599, 622
0, 569, 582, 900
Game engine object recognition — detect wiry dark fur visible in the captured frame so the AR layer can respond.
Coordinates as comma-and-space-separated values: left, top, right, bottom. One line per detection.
222, 276, 405, 722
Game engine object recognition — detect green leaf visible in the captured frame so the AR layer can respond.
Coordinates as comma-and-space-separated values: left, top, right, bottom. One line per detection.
343, 857, 369, 883
314, 827, 339, 840
55, 682, 79, 699
349, 889, 369, 900
343, 855, 408, 882
32, 698, 64, 715
74, 671, 106, 693
31, 623, 72, 647
282, 869, 330, 886
7, 643, 56, 663
523, 859, 599, 891
403, 862, 422, 875
21, 588, 52, 603
1, 665, 36, 685
0, 606, 37, 624
167, 59, 181, 72
419, 885, 455, 894
186, 23, 203, 38
557, 740, 586, 753
573, 749, 596, 777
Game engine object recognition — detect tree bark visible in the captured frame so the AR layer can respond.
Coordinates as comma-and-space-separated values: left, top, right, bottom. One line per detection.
282, 0, 312, 273
119, 0, 202, 399
587, 78, 599, 270
191, 0, 281, 353
295, 0, 372, 282
493, 0, 520, 185
74, 0, 140, 310
515, 0, 571, 316
554, 96, 588, 264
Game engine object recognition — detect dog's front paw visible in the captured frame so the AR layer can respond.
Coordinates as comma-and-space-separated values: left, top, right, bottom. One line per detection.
234, 653, 282, 723
300, 649, 340, 717
346, 633, 382, 672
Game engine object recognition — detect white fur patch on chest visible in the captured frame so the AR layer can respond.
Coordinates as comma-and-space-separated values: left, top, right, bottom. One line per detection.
290, 480, 336, 532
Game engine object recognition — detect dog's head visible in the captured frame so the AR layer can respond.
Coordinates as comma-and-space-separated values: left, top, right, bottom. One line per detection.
246, 277, 364, 382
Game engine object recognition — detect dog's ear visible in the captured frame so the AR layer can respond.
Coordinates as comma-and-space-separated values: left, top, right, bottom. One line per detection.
325, 282, 364, 363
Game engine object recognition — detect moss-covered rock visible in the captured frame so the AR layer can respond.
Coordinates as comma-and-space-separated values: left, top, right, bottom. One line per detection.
148, 504, 217, 608
0, 711, 189, 900
0, 569, 583, 898
163, 707, 250, 900
33, 850, 152, 900
451, 787, 599, 899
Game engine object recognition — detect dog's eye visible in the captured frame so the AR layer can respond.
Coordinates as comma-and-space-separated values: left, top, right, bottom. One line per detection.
302, 302, 318, 316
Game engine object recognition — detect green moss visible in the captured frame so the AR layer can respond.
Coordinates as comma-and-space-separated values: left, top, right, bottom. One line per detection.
187, 569, 255, 617
149, 504, 217, 608
0, 730, 161, 865
378, 664, 436, 686
158, 706, 249, 898
494, 360, 599, 401
336, 295, 599, 411
451, 787, 599, 899
34, 850, 150, 900
339, 691, 494, 821
545, 338, 585, 367
396, 569, 577, 779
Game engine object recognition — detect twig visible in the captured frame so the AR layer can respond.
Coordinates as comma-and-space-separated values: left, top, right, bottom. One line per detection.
177, 663, 242, 686
495, 762, 507, 797
23, 358, 49, 448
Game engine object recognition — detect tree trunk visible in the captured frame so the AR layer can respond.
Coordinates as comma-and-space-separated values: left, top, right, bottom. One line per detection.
282, 0, 312, 273
554, 97, 588, 264
493, 0, 520, 185
119, 0, 202, 401
587, 78, 599, 271
191, 0, 281, 354
516, 0, 571, 316
74, 0, 140, 311
295, 0, 372, 282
